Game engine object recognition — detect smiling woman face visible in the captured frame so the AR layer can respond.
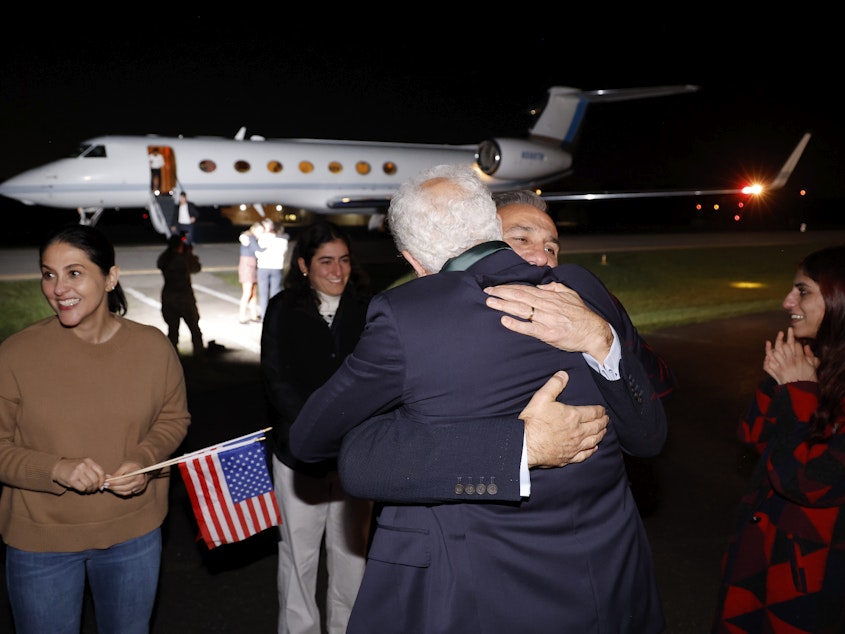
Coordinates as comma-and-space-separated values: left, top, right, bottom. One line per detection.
40, 241, 118, 332
782, 271, 825, 339
299, 238, 351, 297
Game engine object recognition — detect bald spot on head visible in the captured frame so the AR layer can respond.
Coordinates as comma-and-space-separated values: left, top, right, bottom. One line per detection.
420, 176, 459, 199
498, 203, 560, 266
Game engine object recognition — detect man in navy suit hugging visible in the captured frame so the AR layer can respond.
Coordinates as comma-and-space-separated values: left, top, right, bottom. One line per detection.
290, 164, 668, 633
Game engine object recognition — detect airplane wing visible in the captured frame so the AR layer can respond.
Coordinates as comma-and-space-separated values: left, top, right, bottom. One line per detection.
326, 196, 394, 211
539, 132, 811, 202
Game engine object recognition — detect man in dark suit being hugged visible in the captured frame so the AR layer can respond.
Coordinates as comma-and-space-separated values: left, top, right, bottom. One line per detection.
289, 164, 668, 633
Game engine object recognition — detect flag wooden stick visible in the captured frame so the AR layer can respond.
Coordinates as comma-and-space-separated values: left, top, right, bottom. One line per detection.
105, 427, 272, 483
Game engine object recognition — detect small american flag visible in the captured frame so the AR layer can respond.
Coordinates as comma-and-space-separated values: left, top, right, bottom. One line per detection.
178, 430, 282, 549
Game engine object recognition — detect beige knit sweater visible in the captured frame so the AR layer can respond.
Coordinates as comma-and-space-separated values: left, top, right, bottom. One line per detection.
0, 315, 190, 551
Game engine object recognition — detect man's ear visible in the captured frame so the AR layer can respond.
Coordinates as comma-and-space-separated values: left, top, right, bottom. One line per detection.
401, 250, 429, 277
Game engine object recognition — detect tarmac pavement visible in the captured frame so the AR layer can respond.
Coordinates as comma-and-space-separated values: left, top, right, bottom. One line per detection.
0, 230, 837, 632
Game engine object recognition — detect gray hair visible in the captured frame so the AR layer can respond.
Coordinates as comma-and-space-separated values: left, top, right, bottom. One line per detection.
388, 164, 502, 273
492, 189, 547, 212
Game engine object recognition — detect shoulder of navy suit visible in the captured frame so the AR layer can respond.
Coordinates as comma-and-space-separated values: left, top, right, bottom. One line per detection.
380, 243, 527, 302
443, 242, 558, 288
440, 241, 513, 272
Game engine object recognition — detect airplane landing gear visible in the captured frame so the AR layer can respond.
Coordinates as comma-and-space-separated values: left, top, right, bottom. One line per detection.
77, 207, 105, 227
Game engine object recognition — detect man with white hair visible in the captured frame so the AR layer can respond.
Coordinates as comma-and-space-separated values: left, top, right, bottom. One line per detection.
289, 164, 668, 633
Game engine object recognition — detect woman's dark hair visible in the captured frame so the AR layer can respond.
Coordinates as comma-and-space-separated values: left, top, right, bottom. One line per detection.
798, 245, 845, 440
282, 221, 370, 310
39, 224, 128, 315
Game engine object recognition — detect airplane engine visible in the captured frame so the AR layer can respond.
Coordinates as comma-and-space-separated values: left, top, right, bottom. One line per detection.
475, 138, 572, 180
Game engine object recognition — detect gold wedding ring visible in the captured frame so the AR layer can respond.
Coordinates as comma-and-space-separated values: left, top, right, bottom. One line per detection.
528, 306, 535, 322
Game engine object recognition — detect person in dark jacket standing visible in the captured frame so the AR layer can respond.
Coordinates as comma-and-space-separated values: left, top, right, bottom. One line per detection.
260, 221, 373, 634
157, 234, 204, 357
168, 192, 200, 246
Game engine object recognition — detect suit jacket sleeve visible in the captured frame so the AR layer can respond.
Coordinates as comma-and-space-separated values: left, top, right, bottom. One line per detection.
592, 349, 667, 457
338, 411, 525, 502
288, 293, 406, 462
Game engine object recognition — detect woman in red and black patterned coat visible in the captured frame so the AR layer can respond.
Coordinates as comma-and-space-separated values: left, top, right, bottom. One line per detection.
712, 245, 845, 634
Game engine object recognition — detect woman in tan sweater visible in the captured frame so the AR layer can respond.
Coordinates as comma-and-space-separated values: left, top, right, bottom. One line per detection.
0, 225, 191, 634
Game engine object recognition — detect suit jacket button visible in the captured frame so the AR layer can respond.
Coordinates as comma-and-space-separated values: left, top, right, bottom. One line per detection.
487, 483, 498, 495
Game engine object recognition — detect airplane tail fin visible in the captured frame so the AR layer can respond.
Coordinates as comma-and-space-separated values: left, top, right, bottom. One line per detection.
529, 85, 700, 145
767, 131, 812, 190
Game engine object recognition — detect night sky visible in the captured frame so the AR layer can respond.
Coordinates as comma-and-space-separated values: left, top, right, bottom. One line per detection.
0, 10, 840, 231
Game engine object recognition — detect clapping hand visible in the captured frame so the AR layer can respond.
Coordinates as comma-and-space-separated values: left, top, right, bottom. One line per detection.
763, 327, 819, 385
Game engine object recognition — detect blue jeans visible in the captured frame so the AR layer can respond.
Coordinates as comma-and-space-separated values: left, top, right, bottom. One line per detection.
257, 267, 282, 319
176, 223, 195, 246
5, 528, 162, 634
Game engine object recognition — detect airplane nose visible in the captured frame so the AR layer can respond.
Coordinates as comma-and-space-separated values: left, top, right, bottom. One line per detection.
0, 172, 41, 206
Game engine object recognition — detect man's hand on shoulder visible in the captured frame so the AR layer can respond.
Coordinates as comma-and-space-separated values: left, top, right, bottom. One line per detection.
520, 371, 608, 468
484, 282, 612, 361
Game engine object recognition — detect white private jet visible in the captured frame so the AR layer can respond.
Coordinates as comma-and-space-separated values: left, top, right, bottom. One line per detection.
0, 84, 810, 237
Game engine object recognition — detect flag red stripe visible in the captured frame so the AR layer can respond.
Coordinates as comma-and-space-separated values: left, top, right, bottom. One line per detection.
199, 454, 236, 544
258, 492, 282, 527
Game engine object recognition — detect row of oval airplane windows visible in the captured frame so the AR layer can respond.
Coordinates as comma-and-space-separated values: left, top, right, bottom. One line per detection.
197, 158, 401, 176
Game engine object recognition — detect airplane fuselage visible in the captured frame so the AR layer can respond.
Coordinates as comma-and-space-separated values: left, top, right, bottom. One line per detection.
0, 134, 572, 215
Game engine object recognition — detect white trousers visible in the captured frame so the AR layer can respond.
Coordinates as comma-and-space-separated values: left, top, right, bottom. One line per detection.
273, 457, 371, 634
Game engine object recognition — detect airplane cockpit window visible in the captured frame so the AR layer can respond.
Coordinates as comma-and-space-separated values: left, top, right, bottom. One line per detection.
235, 160, 250, 173
199, 160, 217, 173
73, 144, 106, 158
382, 162, 397, 175
267, 161, 283, 173
328, 161, 342, 174
356, 162, 371, 175
299, 161, 314, 174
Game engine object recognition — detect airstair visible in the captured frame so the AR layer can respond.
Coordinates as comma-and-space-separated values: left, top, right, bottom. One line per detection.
148, 191, 175, 237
